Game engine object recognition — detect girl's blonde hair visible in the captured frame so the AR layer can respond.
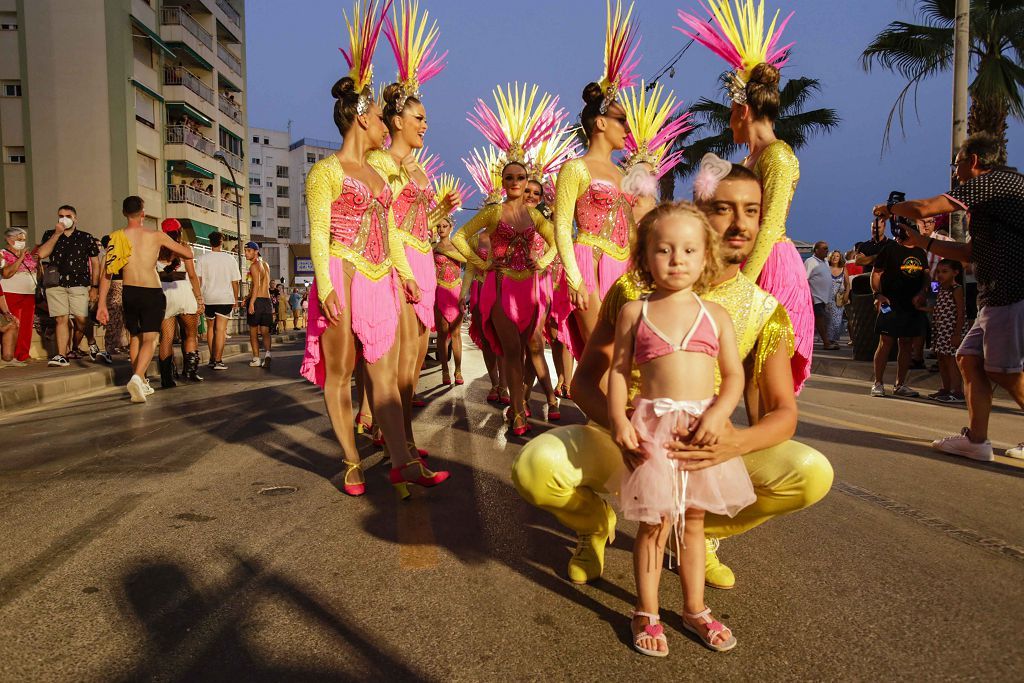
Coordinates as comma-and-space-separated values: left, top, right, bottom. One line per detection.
631, 200, 722, 295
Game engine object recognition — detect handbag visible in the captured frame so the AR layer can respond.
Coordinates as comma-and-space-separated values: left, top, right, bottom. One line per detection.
835, 289, 849, 307
40, 262, 60, 288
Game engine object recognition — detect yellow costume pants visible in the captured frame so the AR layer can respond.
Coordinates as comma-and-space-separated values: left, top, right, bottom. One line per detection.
511, 424, 833, 539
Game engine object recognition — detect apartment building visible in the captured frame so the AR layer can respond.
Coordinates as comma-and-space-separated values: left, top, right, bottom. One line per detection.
286, 137, 339, 284
247, 127, 290, 282
0, 0, 249, 252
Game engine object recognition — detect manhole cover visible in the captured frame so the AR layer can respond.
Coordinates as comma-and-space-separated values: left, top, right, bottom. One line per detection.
258, 486, 297, 496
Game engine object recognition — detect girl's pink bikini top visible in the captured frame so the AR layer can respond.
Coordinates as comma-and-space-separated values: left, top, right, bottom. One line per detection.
634, 294, 719, 366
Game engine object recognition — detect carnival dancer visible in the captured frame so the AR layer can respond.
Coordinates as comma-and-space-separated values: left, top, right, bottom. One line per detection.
301, 0, 448, 498
511, 157, 832, 590
610, 202, 751, 655
555, 0, 654, 357
677, 0, 813, 394
156, 218, 204, 387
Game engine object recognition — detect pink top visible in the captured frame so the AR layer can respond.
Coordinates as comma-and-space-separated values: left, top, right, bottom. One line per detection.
330, 176, 393, 266
434, 251, 461, 285
1, 248, 37, 272
490, 221, 538, 273
634, 294, 719, 366
575, 180, 636, 249
392, 181, 434, 244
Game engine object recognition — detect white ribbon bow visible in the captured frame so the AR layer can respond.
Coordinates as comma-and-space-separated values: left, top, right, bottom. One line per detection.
651, 398, 695, 418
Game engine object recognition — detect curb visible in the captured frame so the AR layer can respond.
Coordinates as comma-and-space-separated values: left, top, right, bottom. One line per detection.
0, 332, 304, 415
811, 356, 947, 392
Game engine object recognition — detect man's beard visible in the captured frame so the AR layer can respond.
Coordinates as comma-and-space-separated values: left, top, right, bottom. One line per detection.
719, 227, 753, 265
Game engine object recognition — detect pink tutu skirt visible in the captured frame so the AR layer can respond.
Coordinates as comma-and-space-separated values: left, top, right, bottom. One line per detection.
468, 280, 485, 349
435, 283, 462, 325
406, 246, 436, 332
755, 240, 813, 394
479, 270, 542, 357
618, 398, 756, 525
300, 255, 401, 387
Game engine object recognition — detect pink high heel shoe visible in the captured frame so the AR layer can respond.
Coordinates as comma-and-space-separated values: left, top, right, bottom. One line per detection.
389, 458, 450, 500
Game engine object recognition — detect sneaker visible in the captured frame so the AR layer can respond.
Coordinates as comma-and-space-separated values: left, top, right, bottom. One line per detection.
249, 358, 262, 367
705, 537, 735, 590
142, 378, 155, 396
927, 390, 950, 401
1006, 444, 1024, 460
566, 502, 616, 585
4, 359, 28, 367
933, 393, 959, 404
88, 344, 100, 361
932, 428, 993, 461
96, 351, 113, 365
48, 355, 70, 367
213, 361, 228, 371
893, 384, 919, 398
126, 375, 147, 403
870, 382, 885, 397
949, 392, 966, 404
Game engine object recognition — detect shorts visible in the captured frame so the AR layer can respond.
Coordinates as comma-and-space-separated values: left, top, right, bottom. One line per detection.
813, 301, 828, 318
122, 285, 166, 335
247, 298, 274, 329
204, 304, 233, 319
957, 298, 1024, 373
875, 307, 927, 339
45, 286, 89, 318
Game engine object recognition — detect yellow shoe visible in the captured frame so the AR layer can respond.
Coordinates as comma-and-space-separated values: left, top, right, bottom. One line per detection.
567, 501, 616, 584
705, 537, 735, 590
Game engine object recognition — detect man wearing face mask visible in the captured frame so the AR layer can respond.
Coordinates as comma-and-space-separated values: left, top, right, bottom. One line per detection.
36, 205, 101, 367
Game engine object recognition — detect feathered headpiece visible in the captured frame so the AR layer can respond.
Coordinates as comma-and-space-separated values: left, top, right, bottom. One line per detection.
692, 152, 733, 201
412, 146, 443, 180
525, 111, 582, 185
339, 0, 394, 115
675, 0, 792, 104
468, 83, 560, 163
620, 81, 693, 179
382, 0, 447, 114
432, 173, 476, 217
463, 146, 506, 206
597, 0, 642, 114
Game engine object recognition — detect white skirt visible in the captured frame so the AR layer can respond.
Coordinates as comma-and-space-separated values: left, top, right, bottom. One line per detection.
162, 279, 198, 318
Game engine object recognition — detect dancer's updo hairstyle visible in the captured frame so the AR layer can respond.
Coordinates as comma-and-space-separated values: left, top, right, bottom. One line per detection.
579, 82, 606, 139
381, 83, 422, 133
331, 77, 364, 135
744, 63, 781, 121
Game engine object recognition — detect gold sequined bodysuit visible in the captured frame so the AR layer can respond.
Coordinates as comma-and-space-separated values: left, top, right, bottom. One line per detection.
743, 140, 800, 283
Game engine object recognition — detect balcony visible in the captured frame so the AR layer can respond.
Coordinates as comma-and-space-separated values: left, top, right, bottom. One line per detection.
217, 41, 242, 76
161, 7, 213, 50
278, 226, 290, 240
164, 66, 213, 104
168, 184, 216, 211
216, 0, 241, 29
166, 125, 216, 156
217, 147, 243, 172
221, 199, 242, 217
219, 93, 242, 123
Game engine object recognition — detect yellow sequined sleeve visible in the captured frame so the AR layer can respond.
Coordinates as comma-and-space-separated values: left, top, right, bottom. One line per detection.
752, 303, 796, 385
387, 206, 415, 281
306, 157, 344, 303
452, 204, 498, 271
532, 208, 557, 270
553, 159, 589, 291
742, 141, 800, 282
598, 273, 650, 327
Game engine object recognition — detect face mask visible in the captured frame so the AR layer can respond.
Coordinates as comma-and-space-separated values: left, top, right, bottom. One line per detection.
13, 240, 25, 251
58, 216, 74, 229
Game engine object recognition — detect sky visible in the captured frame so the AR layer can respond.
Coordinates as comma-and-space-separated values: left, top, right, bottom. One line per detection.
245, 0, 1023, 252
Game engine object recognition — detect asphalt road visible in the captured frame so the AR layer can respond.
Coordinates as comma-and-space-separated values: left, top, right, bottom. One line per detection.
1, 337, 1021, 682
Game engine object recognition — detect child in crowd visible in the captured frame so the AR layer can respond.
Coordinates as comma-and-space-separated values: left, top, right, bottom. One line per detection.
608, 202, 754, 657
926, 259, 967, 403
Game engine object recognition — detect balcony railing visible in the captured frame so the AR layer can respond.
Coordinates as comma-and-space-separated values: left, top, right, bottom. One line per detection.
278, 226, 290, 239
166, 125, 216, 156
217, 42, 242, 76
168, 184, 216, 211
161, 7, 213, 49
221, 199, 241, 217
164, 66, 213, 104
216, 0, 241, 29
219, 93, 242, 123
218, 147, 243, 172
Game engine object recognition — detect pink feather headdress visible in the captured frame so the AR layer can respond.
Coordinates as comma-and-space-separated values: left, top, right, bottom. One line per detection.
462, 147, 505, 206
620, 81, 694, 180
382, 0, 447, 114
467, 83, 560, 163
339, 0, 394, 115
597, 0, 642, 114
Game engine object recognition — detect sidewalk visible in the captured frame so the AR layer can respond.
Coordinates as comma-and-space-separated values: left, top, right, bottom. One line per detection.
810, 341, 945, 391
0, 330, 304, 414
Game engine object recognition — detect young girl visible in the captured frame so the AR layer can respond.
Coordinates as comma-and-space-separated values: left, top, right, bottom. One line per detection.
927, 259, 966, 404
608, 202, 754, 656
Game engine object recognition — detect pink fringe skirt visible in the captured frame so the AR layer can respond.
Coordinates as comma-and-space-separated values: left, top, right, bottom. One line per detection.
546, 269, 573, 344
468, 280, 485, 349
618, 398, 755, 525
406, 246, 436, 332
478, 270, 542, 357
300, 255, 401, 387
435, 282, 462, 325
566, 243, 631, 360
755, 240, 813, 394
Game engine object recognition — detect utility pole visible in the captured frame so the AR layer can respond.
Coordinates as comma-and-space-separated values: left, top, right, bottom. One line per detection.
950, 0, 970, 241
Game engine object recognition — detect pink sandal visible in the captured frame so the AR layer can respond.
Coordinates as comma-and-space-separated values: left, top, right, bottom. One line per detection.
683, 607, 736, 652
630, 610, 668, 657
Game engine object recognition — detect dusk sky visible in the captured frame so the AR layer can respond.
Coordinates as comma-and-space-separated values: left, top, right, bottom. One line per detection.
246, 0, 1023, 251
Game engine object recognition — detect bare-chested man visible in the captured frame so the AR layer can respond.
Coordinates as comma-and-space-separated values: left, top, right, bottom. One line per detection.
97, 196, 193, 403
244, 241, 273, 369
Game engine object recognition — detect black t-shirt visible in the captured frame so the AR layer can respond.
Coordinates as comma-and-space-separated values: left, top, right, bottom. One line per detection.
856, 236, 889, 274
40, 228, 99, 288
875, 241, 928, 310
946, 169, 1024, 307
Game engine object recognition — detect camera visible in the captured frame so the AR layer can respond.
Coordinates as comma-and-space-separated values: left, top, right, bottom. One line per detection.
886, 191, 913, 241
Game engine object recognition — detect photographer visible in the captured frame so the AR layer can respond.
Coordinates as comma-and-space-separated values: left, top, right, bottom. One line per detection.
855, 215, 889, 274
873, 132, 1023, 461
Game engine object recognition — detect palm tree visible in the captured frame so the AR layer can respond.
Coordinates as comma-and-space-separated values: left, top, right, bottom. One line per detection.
861, 0, 1024, 160
658, 76, 839, 200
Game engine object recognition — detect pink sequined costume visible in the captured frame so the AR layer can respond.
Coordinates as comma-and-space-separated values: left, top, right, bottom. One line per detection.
433, 246, 464, 325
465, 234, 489, 349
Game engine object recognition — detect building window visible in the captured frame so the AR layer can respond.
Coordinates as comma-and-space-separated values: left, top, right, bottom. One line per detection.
8, 212, 28, 228
137, 153, 156, 189
252, 158, 261, 165
277, 206, 289, 219
132, 36, 153, 69
276, 165, 288, 178
0, 12, 17, 30
2, 81, 22, 97
249, 175, 260, 185
266, 180, 272, 187
134, 89, 156, 128
318, 154, 325, 160
276, 186, 288, 198
263, 137, 269, 144
219, 129, 242, 156
252, 136, 259, 143
251, 220, 262, 229
306, 153, 315, 164
5, 146, 25, 164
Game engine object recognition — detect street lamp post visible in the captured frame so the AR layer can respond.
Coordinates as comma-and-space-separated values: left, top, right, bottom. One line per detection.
213, 150, 244, 279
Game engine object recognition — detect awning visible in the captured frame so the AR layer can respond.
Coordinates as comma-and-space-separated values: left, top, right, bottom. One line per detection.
181, 219, 218, 246
219, 125, 243, 143
131, 16, 176, 58
249, 193, 262, 205
220, 176, 243, 190
218, 73, 242, 93
166, 101, 213, 127
167, 160, 215, 179
130, 79, 164, 103
167, 41, 214, 72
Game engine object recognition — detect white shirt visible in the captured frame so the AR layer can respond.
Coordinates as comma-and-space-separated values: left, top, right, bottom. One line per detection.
197, 251, 241, 305
804, 255, 832, 305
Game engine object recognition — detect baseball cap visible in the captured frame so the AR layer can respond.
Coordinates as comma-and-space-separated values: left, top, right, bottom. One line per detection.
161, 218, 182, 233
244, 241, 260, 250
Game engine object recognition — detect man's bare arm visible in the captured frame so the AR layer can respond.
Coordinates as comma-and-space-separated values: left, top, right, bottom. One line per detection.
569, 318, 617, 429
160, 233, 194, 260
